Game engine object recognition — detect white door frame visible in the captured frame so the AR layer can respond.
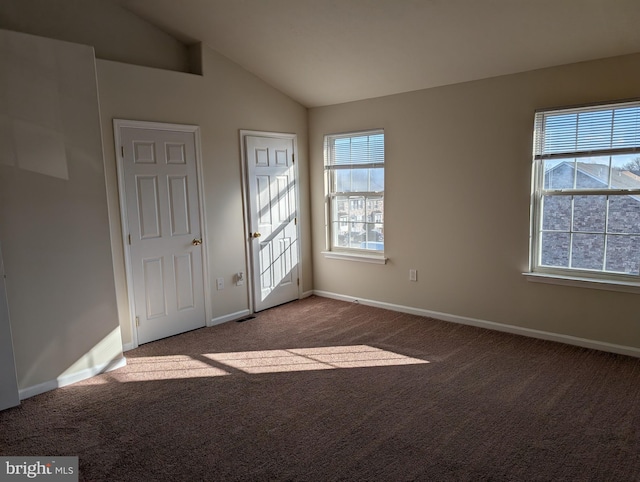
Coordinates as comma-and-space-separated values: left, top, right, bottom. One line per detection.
0, 242, 20, 410
114, 119, 211, 349
239, 130, 302, 313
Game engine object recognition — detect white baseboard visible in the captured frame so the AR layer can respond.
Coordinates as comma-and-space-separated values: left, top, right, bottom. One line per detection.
210, 309, 252, 326
313, 290, 640, 358
212, 296, 316, 325
19, 356, 127, 400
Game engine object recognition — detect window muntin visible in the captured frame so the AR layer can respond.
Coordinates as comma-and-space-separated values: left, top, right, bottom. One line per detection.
531, 101, 640, 279
325, 130, 384, 253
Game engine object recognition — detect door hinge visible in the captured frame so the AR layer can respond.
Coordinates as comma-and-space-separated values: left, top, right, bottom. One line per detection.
121, 146, 125, 157
292, 154, 295, 164
297, 278, 300, 286
128, 234, 131, 245
294, 217, 297, 226
135, 316, 140, 327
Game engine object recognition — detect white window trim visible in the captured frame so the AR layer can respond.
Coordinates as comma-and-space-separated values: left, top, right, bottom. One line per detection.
527, 100, 640, 288
322, 250, 388, 264
324, 129, 386, 259
523, 272, 640, 294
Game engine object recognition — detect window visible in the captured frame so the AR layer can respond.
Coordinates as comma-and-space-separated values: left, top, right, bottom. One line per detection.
324, 130, 384, 255
530, 101, 640, 283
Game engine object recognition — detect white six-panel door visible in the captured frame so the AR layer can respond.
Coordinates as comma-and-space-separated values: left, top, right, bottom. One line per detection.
245, 133, 300, 312
118, 123, 206, 345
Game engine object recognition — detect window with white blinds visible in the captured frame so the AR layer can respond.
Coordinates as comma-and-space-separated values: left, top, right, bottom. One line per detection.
534, 103, 640, 158
324, 130, 384, 253
530, 101, 640, 281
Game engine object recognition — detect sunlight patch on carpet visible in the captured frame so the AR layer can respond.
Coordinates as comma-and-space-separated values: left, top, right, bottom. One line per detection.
111, 355, 230, 381
204, 345, 429, 374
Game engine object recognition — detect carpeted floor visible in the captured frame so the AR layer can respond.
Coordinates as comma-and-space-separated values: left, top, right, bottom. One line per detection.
1, 296, 639, 481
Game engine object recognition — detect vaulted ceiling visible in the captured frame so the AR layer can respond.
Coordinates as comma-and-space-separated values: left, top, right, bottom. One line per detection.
112, 0, 640, 107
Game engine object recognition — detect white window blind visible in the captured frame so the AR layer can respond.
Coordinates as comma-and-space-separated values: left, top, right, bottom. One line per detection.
534, 103, 640, 159
329, 132, 385, 167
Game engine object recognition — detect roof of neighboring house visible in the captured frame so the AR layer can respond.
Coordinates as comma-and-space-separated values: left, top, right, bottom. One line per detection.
547, 161, 640, 190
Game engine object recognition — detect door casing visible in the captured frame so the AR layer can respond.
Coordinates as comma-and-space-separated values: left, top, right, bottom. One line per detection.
0, 243, 20, 410
240, 130, 302, 313
114, 119, 211, 349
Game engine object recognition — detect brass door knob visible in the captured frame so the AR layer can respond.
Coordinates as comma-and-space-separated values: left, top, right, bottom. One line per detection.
251, 232, 262, 238
192, 238, 202, 246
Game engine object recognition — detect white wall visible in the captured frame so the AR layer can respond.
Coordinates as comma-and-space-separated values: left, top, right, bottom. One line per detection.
0, 1, 310, 352
309, 54, 640, 353
0, 0, 189, 72
97, 47, 310, 346
0, 29, 123, 392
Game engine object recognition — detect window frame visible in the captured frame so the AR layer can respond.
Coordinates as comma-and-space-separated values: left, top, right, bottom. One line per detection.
323, 129, 386, 262
528, 100, 640, 287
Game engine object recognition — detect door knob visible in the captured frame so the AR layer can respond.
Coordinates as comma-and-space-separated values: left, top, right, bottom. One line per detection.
192, 238, 202, 246
251, 232, 262, 238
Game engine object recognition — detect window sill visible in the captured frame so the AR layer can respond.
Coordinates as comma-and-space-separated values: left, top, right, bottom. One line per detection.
322, 251, 388, 264
523, 272, 640, 294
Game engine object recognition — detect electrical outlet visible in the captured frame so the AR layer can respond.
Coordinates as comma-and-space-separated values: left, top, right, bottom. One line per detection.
236, 271, 245, 286
216, 277, 224, 290
409, 269, 417, 282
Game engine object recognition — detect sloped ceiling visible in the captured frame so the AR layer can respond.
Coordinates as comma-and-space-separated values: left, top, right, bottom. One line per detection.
111, 0, 640, 107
